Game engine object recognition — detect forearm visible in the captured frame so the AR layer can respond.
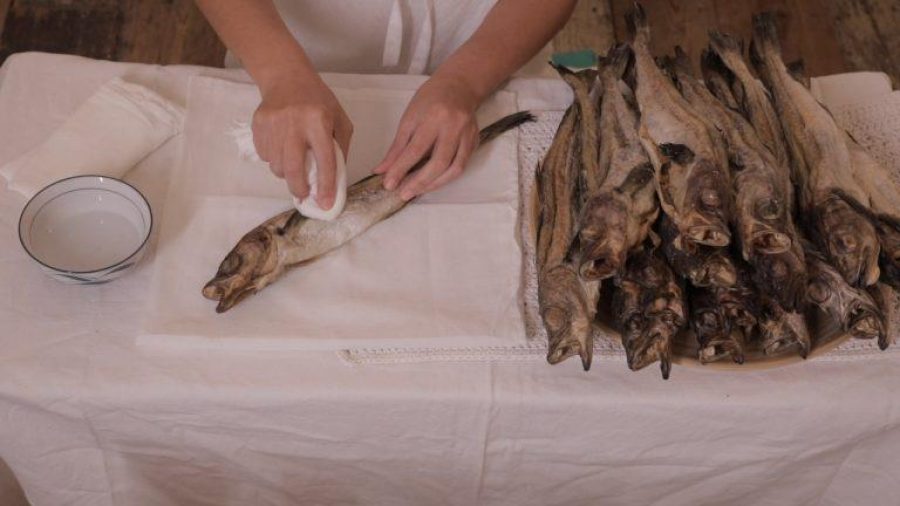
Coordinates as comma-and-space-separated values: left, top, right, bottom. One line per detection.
194, 0, 318, 92
432, 0, 577, 103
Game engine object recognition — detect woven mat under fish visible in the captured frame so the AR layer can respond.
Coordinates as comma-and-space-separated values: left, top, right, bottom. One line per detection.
341, 99, 900, 365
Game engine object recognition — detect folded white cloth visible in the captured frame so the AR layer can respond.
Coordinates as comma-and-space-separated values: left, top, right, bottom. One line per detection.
0, 77, 184, 198
139, 75, 527, 351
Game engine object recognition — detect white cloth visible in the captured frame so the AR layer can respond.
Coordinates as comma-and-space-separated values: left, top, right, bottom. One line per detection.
139, 74, 525, 351
3, 54, 900, 506
0, 76, 183, 199
225, 0, 553, 77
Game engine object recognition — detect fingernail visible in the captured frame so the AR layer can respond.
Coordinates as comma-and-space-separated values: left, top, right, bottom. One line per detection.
318, 196, 334, 210
400, 190, 414, 201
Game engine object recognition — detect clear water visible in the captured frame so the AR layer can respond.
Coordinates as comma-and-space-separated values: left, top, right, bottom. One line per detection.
30, 210, 142, 272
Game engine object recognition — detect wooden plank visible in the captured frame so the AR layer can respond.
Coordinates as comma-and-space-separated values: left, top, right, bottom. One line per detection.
0, 0, 122, 63
828, 0, 900, 86
116, 0, 225, 66
607, 0, 853, 78
554, 0, 617, 54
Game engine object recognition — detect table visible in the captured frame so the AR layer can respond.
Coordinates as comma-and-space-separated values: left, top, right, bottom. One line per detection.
1, 53, 899, 506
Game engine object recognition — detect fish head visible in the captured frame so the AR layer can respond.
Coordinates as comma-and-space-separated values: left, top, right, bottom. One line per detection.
577, 194, 628, 280
541, 266, 595, 370
625, 315, 677, 379
692, 307, 728, 348
816, 197, 881, 287
698, 330, 746, 365
682, 160, 732, 247
759, 310, 810, 358
691, 252, 738, 288
202, 225, 283, 313
752, 247, 807, 310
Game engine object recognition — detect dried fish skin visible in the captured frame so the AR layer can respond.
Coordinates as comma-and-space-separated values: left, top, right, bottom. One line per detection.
553, 65, 602, 194
535, 108, 579, 271
751, 241, 807, 311
707, 30, 790, 170
806, 249, 887, 345
659, 215, 737, 288
205, 112, 535, 313
699, 50, 741, 113
577, 44, 659, 280
690, 287, 745, 364
868, 284, 894, 350
628, 3, 732, 248
750, 13, 881, 287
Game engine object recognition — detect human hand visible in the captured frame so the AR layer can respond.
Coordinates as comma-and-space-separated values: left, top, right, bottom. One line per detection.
252, 72, 353, 209
373, 76, 481, 200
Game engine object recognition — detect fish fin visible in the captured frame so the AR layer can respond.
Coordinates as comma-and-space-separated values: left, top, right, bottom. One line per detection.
626, 2, 650, 43
618, 162, 655, 196
708, 30, 743, 56
478, 111, 535, 145
787, 59, 810, 88
751, 12, 782, 60
604, 43, 632, 79
672, 46, 694, 76
658, 143, 695, 165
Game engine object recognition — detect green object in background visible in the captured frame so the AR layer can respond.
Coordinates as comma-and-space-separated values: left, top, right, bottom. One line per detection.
551, 50, 597, 70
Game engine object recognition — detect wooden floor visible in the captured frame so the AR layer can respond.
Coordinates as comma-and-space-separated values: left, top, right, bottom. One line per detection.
0, 0, 896, 81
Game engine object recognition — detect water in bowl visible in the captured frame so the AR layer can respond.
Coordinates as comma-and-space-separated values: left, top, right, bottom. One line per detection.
30, 209, 142, 272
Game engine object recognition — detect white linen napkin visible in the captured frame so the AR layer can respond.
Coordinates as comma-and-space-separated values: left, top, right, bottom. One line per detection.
0, 76, 184, 198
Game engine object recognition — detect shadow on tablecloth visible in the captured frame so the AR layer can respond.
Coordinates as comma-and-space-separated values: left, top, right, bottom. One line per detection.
0, 456, 27, 506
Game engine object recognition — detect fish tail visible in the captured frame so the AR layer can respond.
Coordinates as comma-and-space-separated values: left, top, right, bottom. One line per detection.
478, 111, 535, 145
708, 30, 743, 56
604, 43, 632, 79
626, 2, 650, 44
751, 12, 782, 63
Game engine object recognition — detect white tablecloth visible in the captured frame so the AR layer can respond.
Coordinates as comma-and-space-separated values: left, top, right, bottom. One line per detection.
1, 53, 900, 506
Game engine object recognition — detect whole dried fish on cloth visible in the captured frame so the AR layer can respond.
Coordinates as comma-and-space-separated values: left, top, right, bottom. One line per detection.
536, 99, 599, 370
750, 13, 881, 288
666, 46, 807, 309
576, 44, 659, 281
628, 3, 732, 249
203, 111, 534, 313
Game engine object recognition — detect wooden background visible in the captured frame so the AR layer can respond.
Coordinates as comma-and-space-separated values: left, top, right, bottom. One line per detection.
0, 0, 897, 83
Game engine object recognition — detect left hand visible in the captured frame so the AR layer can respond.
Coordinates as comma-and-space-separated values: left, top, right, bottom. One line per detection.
373, 76, 481, 200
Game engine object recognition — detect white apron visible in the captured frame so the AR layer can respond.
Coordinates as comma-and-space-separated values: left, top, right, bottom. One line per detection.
225, 0, 552, 76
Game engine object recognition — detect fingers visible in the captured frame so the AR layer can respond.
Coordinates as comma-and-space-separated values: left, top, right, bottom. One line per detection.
373, 120, 414, 175
398, 132, 458, 200
421, 128, 477, 194
282, 136, 309, 199
309, 127, 337, 210
382, 126, 439, 191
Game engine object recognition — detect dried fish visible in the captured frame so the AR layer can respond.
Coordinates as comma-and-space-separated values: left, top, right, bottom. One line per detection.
806, 248, 888, 349
758, 297, 811, 358
553, 65, 602, 195
659, 215, 737, 288
577, 44, 659, 281
628, 3, 732, 248
535, 104, 598, 370
750, 13, 881, 287
690, 286, 746, 364
204, 112, 534, 313
614, 248, 686, 379
707, 30, 790, 170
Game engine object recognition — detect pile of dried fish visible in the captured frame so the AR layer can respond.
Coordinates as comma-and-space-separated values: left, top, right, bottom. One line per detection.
536, 3, 898, 377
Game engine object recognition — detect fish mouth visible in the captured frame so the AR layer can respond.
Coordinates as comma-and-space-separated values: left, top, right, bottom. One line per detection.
543, 306, 594, 371
761, 322, 810, 358
578, 243, 626, 281
686, 224, 731, 247
692, 309, 726, 348
699, 333, 745, 365
846, 303, 885, 342
750, 230, 792, 254
625, 319, 677, 379
694, 256, 737, 288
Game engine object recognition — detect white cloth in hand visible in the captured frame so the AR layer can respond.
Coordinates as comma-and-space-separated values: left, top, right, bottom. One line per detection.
0, 77, 184, 198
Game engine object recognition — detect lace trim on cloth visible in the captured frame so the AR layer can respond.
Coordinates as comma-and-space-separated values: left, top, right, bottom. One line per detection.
342, 94, 900, 365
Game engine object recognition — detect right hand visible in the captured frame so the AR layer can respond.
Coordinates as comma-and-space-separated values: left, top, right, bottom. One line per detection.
252, 73, 353, 210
